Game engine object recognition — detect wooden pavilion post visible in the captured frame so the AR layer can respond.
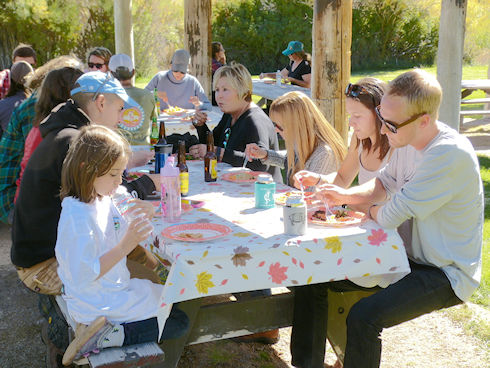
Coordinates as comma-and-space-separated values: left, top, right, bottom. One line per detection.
436, 0, 467, 130
184, 0, 212, 100
113, 0, 134, 62
311, 0, 352, 143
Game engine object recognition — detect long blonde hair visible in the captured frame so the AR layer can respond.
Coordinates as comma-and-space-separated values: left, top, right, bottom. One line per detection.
269, 91, 346, 182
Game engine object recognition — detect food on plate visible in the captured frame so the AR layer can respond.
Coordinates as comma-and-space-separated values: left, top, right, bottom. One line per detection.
309, 207, 366, 226
233, 171, 254, 181
176, 232, 204, 239
275, 191, 314, 206
163, 106, 185, 115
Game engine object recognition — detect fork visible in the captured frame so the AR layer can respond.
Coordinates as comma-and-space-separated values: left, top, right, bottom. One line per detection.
242, 154, 249, 169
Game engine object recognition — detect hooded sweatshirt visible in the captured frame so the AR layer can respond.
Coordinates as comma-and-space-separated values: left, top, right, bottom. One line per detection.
11, 100, 155, 268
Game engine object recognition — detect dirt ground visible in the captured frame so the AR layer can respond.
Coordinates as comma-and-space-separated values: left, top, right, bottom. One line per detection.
1, 119, 489, 368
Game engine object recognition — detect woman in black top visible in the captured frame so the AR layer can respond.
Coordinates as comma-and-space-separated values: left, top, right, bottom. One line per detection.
259, 40, 311, 88
189, 63, 282, 183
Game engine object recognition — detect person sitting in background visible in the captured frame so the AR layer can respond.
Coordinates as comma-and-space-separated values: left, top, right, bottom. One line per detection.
245, 91, 346, 185
0, 55, 83, 224
86, 46, 112, 73
145, 49, 211, 111
294, 78, 390, 189
109, 53, 157, 146
211, 41, 227, 106
0, 61, 34, 137
15, 66, 84, 202
189, 62, 282, 183
0, 43, 37, 100
259, 41, 311, 88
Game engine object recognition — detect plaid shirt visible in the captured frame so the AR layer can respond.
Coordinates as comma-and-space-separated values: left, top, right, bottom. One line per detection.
0, 69, 10, 100
0, 94, 36, 223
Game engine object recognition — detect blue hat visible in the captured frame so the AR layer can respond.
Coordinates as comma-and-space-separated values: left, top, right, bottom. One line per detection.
70, 71, 138, 108
282, 41, 304, 56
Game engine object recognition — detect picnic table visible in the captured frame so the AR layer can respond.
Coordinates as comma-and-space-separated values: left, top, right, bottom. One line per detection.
135, 160, 410, 367
158, 106, 223, 136
460, 79, 490, 124
252, 79, 311, 106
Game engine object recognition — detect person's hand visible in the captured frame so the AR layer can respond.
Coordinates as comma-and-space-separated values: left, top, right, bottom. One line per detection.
121, 216, 153, 252
188, 144, 207, 159
193, 111, 208, 126
220, 54, 226, 65
127, 150, 154, 169
189, 95, 200, 107
146, 173, 160, 191
157, 91, 168, 104
280, 69, 288, 78
259, 73, 264, 79
245, 143, 267, 160
126, 198, 155, 220
315, 183, 348, 207
293, 170, 321, 189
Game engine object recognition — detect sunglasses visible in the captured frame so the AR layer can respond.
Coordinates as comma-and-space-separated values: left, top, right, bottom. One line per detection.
92, 73, 112, 101
375, 105, 426, 134
272, 121, 283, 132
88, 62, 106, 69
344, 83, 369, 98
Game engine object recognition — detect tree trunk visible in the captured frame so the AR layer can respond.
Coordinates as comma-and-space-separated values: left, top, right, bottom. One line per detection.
184, 0, 212, 100
436, 0, 467, 130
311, 0, 352, 143
113, 0, 135, 80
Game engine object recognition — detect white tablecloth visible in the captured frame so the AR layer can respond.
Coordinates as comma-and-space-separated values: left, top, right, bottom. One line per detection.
157, 106, 223, 136
135, 161, 411, 336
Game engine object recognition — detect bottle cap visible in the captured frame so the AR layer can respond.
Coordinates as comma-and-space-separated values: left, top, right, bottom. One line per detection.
256, 174, 273, 184
285, 195, 305, 207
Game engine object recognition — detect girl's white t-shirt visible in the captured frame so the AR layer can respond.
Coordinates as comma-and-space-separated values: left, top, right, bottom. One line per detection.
55, 196, 163, 325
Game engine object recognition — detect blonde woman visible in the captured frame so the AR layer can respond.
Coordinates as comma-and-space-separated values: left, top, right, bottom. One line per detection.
245, 91, 346, 185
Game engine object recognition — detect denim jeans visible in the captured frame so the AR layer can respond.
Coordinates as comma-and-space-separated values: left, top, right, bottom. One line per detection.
290, 260, 462, 368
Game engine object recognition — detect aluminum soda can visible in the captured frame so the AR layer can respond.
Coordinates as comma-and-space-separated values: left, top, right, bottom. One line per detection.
283, 195, 307, 235
254, 174, 276, 209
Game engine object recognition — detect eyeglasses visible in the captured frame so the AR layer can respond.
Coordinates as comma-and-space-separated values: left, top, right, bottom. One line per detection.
88, 62, 106, 69
92, 73, 112, 101
375, 105, 426, 134
272, 121, 283, 132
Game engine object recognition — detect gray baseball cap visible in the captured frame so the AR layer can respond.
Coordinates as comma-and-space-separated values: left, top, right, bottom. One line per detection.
171, 49, 190, 73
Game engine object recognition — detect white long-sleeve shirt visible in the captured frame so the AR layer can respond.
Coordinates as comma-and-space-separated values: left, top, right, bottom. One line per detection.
377, 122, 483, 301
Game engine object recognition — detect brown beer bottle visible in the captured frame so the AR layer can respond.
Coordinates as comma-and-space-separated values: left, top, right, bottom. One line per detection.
177, 140, 189, 196
204, 131, 217, 182
157, 119, 167, 145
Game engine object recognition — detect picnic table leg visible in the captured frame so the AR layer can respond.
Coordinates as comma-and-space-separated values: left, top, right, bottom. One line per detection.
158, 298, 202, 368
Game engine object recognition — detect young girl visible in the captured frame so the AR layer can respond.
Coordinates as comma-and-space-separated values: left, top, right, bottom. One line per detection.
293, 78, 390, 189
245, 91, 346, 185
56, 125, 187, 365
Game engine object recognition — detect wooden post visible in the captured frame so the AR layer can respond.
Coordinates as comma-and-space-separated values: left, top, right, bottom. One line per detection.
311, 0, 352, 143
113, 0, 135, 82
184, 0, 212, 100
436, 0, 467, 130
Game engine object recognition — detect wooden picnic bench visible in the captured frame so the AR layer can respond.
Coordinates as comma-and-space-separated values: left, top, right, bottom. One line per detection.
57, 288, 374, 367
460, 79, 490, 125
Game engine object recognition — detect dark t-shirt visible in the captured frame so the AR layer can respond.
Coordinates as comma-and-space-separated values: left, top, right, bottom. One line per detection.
196, 105, 283, 183
286, 60, 311, 85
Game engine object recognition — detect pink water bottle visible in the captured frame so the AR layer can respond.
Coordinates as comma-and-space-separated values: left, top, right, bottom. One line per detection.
160, 156, 181, 222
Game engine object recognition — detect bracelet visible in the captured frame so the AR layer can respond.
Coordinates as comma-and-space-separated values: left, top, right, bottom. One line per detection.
216, 146, 222, 162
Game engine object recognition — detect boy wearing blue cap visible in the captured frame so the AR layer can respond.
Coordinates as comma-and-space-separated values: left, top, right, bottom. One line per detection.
259, 40, 311, 88
11, 71, 160, 364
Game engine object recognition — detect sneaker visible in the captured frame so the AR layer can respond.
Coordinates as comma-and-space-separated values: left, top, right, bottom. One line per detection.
234, 328, 280, 344
62, 316, 112, 366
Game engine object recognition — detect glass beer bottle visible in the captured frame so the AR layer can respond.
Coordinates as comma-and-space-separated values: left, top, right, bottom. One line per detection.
157, 119, 167, 145
177, 140, 189, 196
153, 88, 161, 114
204, 131, 217, 182
150, 117, 158, 145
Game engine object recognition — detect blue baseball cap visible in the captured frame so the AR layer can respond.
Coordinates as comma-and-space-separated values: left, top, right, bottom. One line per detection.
282, 41, 304, 56
70, 71, 138, 108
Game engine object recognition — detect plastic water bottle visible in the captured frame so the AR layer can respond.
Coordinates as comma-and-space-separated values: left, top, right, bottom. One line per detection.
112, 186, 154, 232
160, 156, 181, 222
276, 70, 281, 86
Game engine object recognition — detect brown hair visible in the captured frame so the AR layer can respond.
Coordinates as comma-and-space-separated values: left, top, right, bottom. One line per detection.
86, 47, 112, 65
34, 67, 84, 127
349, 77, 390, 160
212, 42, 223, 59
12, 43, 36, 64
25, 55, 83, 91
61, 125, 130, 203
270, 91, 347, 182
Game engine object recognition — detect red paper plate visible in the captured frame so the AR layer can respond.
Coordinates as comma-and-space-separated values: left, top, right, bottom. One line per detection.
307, 206, 367, 227
221, 171, 269, 183
161, 223, 232, 242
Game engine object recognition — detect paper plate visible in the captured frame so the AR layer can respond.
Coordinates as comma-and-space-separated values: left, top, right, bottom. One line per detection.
161, 223, 232, 242
307, 206, 367, 227
221, 171, 269, 183
274, 191, 314, 206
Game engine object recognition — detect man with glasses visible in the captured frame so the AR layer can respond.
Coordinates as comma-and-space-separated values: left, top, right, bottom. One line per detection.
86, 46, 112, 73
145, 49, 211, 112
290, 69, 483, 368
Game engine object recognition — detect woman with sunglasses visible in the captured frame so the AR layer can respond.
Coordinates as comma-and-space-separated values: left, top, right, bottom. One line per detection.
293, 78, 390, 190
245, 91, 346, 185
189, 63, 282, 183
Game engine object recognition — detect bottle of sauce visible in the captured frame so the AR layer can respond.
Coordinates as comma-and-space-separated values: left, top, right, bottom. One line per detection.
204, 131, 217, 182
177, 140, 189, 196
150, 117, 158, 145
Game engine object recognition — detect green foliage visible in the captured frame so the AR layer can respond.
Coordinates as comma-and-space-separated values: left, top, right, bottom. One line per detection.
212, 0, 313, 75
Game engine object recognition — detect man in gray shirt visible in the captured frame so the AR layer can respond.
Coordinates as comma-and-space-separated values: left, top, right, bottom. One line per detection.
290, 69, 483, 368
